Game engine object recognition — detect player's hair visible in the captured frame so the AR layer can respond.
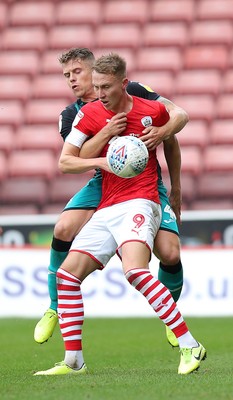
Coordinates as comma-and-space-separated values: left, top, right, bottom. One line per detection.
58, 48, 95, 65
93, 53, 126, 79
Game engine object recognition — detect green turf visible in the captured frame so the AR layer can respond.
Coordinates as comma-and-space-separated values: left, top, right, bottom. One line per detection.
1, 317, 233, 400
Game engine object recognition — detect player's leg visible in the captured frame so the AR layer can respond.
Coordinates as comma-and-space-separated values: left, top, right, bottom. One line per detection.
34, 174, 102, 344
118, 201, 206, 374
155, 189, 183, 347
118, 202, 206, 374
125, 266, 206, 374
34, 252, 98, 375
34, 211, 116, 375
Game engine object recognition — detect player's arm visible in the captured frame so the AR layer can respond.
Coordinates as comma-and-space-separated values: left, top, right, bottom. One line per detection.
59, 132, 110, 174
162, 136, 182, 224
79, 112, 127, 158
141, 96, 189, 150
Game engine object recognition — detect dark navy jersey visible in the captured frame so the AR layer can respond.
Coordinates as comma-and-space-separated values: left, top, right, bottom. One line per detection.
59, 81, 160, 141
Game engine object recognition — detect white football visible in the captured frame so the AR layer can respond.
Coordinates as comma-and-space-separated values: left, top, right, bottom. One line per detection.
106, 136, 149, 178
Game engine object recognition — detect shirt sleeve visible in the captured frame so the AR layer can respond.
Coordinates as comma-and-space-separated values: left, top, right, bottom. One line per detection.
153, 102, 170, 126
59, 106, 77, 141
127, 81, 160, 100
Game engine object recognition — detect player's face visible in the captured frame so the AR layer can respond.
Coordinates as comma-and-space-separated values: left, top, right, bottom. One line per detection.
92, 71, 127, 113
62, 58, 95, 102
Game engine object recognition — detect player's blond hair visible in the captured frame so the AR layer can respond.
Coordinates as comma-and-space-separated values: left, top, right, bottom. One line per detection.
93, 53, 126, 79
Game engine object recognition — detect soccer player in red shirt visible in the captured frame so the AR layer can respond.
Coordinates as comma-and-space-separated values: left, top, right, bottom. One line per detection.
34, 53, 206, 376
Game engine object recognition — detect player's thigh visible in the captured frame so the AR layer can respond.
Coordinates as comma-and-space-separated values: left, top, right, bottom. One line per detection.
121, 241, 151, 272
54, 209, 95, 241
115, 199, 161, 271
71, 209, 117, 268
60, 251, 100, 281
154, 229, 181, 265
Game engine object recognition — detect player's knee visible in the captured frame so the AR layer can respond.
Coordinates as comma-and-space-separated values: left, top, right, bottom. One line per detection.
53, 219, 74, 242
158, 246, 180, 265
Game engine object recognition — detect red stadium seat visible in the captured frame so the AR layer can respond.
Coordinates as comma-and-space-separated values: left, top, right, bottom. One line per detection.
136, 47, 182, 73
229, 48, 233, 68
41, 203, 66, 214
177, 120, 208, 150
157, 145, 202, 176
180, 146, 203, 176
0, 76, 31, 103
0, 152, 7, 182
55, 1, 102, 26
25, 99, 68, 124
181, 174, 196, 203
0, 3, 7, 29
197, 0, 233, 21
190, 21, 233, 46
0, 51, 40, 77
2, 27, 47, 52
184, 46, 228, 71
0, 178, 48, 206
103, 0, 148, 24
172, 95, 215, 123
128, 71, 173, 98
150, 0, 195, 23
31, 75, 72, 100
48, 26, 94, 49
9, 2, 55, 28
8, 150, 57, 180
0, 100, 24, 128
196, 172, 233, 199
95, 24, 141, 49
0, 204, 39, 215
203, 145, 233, 172
210, 120, 233, 145
40, 50, 64, 74
222, 70, 233, 94
216, 95, 233, 119
142, 23, 188, 48
175, 70, 221, 96
0, 126, 15, 156
15, 125, 62, 154
48, 174, 94, 204
192, 199, 233, 211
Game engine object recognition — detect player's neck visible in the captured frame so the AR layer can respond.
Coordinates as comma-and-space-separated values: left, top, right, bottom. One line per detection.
112, 93, 133, 114
81, 89, 97, 103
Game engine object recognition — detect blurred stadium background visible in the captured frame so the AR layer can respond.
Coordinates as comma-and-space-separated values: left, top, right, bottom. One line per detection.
0, 0, 233, 215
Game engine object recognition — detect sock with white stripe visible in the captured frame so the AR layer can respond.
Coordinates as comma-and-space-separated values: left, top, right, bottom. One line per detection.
57, 268, 85, 369
125, 268, 197, 348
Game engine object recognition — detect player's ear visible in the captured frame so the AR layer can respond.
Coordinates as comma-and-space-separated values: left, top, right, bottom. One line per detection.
122, 78, 129, 90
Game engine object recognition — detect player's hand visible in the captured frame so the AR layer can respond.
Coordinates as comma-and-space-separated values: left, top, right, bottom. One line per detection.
97, 157, 112, 173
101, 112, 127, 138
169, 188, 182, 225
141, 125, 169, 150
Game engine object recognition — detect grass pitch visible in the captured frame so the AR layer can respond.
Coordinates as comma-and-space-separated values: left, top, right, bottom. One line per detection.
1, 317, 233, 400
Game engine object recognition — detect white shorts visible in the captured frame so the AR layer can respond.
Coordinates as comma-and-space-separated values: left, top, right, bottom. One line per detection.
70, 199, 161, 268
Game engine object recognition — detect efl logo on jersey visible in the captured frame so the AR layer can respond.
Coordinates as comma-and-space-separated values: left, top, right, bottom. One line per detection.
59, 114, 62, 133
138, 83, 154, 93
141, 116, 152, 127
77, 109, 84, 119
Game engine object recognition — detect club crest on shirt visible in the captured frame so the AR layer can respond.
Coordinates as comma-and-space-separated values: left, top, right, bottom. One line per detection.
141, 116, 152, 127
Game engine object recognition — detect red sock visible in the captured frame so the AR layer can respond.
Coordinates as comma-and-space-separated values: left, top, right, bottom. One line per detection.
57, 268, 84, 351
126, 268, 188, 337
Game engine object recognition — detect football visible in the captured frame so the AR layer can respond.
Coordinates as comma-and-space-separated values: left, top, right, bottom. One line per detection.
106, 136, 149, 178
